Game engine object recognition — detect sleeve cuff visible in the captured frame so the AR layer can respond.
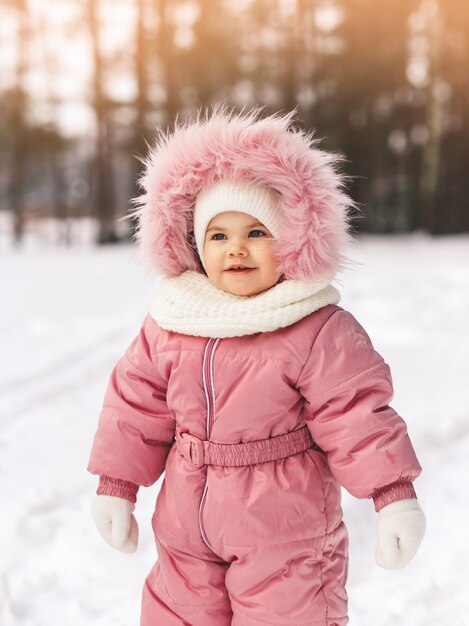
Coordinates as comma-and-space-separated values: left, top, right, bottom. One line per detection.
97, 475, 139, 504
371, 479, 417, 512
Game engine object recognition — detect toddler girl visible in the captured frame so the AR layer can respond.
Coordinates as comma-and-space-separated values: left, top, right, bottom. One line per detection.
88, 105, 426, 626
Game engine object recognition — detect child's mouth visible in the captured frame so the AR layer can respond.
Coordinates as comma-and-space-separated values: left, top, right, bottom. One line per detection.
226, 268, 256, 274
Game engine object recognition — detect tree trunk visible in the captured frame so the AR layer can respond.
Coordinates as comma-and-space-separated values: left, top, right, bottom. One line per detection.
9, 0, 29, 245
418, 0, 444, 233
88, 0, 116, 244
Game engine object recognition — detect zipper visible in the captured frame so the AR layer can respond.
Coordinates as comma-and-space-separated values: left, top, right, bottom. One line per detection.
198, 337, 221, 553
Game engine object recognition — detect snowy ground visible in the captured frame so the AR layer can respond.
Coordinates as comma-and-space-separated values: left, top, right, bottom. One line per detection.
1, 231, 468, 626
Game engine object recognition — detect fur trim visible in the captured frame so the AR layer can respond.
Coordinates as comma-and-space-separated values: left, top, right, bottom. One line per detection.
129, 103, 357, 281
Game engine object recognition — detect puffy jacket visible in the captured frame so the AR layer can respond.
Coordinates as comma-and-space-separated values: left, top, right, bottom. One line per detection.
87, 301, 421, 550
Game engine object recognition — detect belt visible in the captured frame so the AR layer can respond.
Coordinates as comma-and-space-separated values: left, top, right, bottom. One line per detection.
174, 423, 321, 468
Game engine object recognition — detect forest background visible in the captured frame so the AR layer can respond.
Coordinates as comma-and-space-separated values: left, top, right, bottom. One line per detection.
1, 0, 468, 245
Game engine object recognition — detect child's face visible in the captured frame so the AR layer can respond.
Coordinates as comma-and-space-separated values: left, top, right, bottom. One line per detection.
203, 211, 282, 296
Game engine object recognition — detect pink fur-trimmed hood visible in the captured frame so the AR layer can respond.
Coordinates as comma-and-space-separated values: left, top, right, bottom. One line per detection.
130, 104, 356, 281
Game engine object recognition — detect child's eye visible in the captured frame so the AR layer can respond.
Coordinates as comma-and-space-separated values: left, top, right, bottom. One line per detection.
210, 230, 266, 241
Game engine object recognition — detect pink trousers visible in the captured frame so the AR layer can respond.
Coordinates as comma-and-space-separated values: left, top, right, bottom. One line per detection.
140, 514, 349, 626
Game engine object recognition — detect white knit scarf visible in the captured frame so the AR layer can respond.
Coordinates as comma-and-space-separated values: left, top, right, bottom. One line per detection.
149, 270, 340, 338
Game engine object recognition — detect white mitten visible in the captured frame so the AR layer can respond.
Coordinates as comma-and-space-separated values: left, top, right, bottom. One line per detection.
92, 495, 139, 553
375, 498, 426, 570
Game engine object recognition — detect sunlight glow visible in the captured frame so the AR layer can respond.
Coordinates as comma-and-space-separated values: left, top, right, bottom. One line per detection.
1, 0, 136, 136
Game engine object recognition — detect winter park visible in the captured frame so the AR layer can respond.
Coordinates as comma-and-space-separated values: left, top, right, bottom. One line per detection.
1, 2, 469, 626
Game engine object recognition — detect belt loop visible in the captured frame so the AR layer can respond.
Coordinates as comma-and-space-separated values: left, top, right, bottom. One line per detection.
188, 435, 205, 467
176, 428, 206, 468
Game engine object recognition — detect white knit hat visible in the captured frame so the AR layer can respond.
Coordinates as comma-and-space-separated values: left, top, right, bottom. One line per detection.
193, 180, 282, 271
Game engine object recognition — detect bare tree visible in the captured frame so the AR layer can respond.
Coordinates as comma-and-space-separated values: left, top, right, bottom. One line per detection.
7, 0, 29, 244
38, 7, 71, 244
155, 0, 180, 120
87, 0, 117, 243
418, 0, 444, 233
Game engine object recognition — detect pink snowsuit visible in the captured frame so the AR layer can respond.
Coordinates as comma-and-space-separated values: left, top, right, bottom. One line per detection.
87, 303, 421, 626
87, 106, 423, 625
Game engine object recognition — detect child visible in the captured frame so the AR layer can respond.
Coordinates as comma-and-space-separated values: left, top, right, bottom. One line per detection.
87, 105, 426, 626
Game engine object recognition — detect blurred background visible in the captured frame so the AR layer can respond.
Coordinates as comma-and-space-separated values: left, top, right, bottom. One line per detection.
1, 0, 468, 244
1, 1, 469, 625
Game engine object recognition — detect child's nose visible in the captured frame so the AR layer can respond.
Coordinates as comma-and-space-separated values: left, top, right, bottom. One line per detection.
227, 238, 249, 255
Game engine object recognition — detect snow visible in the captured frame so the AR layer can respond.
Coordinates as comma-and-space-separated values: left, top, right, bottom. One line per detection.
1, 232, 468, 625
